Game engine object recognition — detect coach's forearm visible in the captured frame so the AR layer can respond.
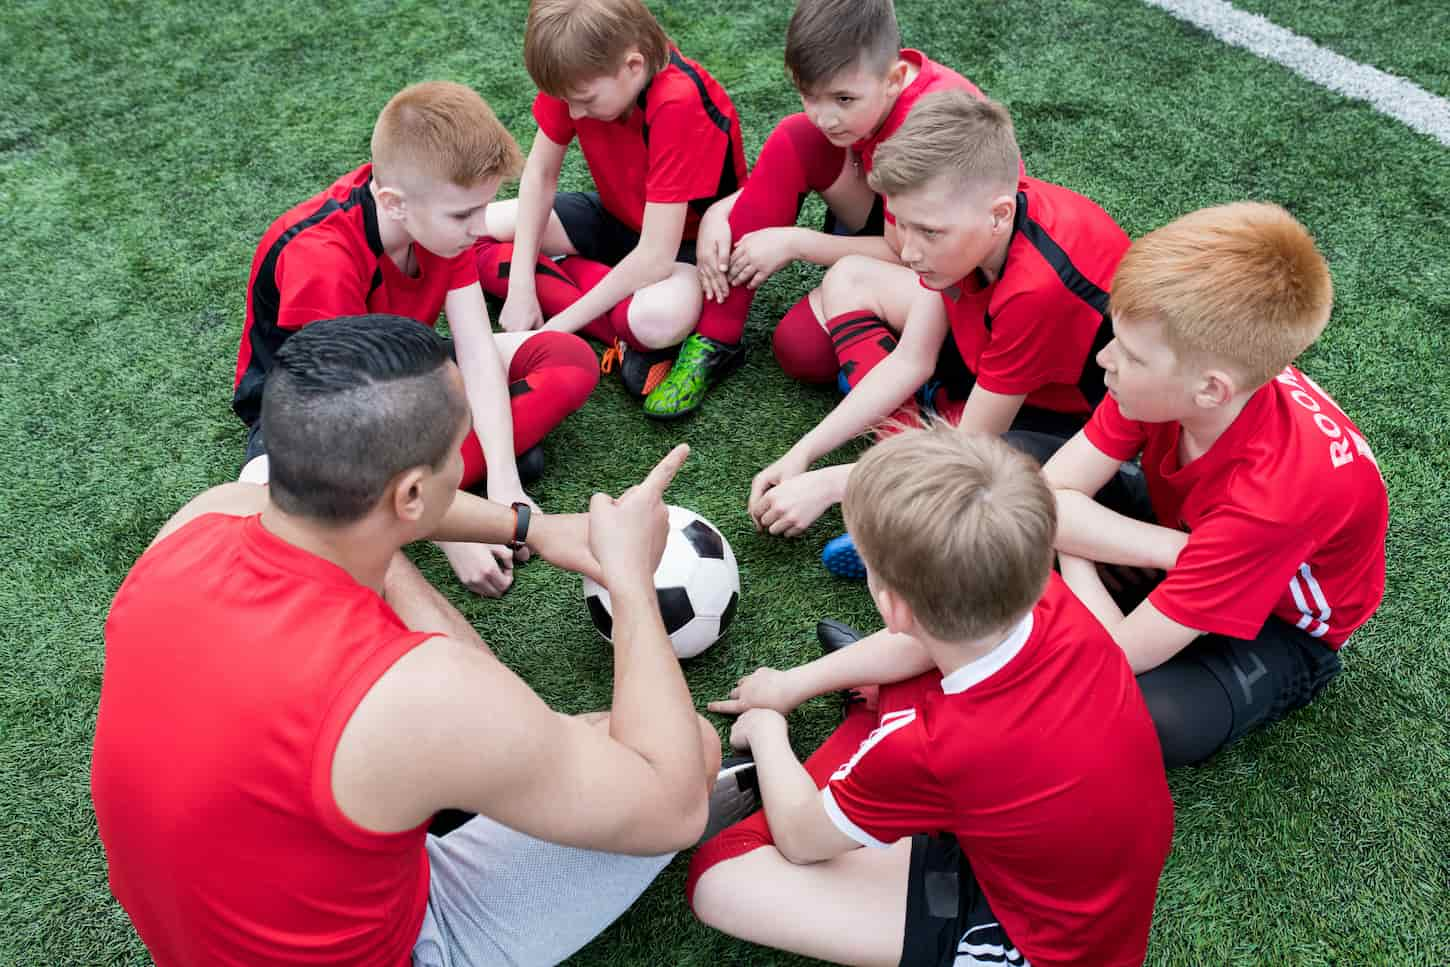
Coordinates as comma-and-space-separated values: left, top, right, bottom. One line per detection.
608, 577, 709, 830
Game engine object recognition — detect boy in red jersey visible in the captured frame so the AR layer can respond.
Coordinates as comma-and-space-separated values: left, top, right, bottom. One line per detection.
1032, 202, 1389, 767
96, 315, 741, 967
474, 0, 748, 412
649, 0, 1002, 417
235, 81, 599, 597
690, 426, 1173, 967
749, 91, 1126, 564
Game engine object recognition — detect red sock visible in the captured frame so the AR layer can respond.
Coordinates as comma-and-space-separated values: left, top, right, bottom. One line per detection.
694, 114, 847, 345
685, 708, 877, 909
829, 312, 899, 391
475, 241, 614, 341
457, 331, 601, 488
607, 294, 652, 352
771, 294, 837, 383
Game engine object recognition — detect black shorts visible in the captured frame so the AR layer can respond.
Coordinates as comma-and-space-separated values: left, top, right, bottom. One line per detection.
901, 834, 1025, 967
823, 193, 887, 238
553, 191, 698, 266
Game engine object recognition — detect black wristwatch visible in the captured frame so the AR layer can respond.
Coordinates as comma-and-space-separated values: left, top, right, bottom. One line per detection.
508, 502, 532, 551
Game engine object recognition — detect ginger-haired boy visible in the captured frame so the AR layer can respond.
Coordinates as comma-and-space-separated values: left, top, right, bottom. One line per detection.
693, 425, 1173, 967
1032, 201, 1388, 767
475, 0, 748, 413
234, 81, 600, 596
749, 90, 1126, 569
663, 0, 1000, 418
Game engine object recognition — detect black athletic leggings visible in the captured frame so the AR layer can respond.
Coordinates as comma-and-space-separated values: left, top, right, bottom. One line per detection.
1005, 431, 1343, 768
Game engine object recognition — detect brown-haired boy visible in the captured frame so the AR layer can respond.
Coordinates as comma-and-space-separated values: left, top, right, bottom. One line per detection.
649, 0, 1001, 418
1034, 202, 1389, 767
234, 81, 600, 596
749, 91, 1127, 569
692, 425, 1173, 967
475, 0, 748, 413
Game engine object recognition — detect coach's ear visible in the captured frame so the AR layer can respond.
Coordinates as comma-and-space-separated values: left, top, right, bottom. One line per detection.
389, 466, 430, 525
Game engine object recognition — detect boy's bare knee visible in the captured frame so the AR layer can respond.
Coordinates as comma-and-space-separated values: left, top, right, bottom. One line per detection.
690, 863, 741, 926
628, 272, 701, 347
821, 255, 874, 316
483, 199, 519, 241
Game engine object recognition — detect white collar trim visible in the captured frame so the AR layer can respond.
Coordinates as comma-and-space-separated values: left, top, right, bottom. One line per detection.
939, 612, 1034, 695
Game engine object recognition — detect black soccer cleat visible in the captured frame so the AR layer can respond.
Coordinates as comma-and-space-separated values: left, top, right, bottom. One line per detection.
516, 443, 546, 486
817, 619, 864, 656
698, 756, 759, 845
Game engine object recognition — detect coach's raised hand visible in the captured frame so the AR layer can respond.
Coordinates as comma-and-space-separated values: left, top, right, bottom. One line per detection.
588, 444, 689, 584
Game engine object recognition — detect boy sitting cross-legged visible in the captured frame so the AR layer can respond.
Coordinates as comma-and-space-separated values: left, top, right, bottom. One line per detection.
234, 81, 600, 597
749, 90, 1128, 567
1029, 202, 1389, 767
475, 0, 748, 410
665, 0, 1002, 418
693, 425, 1173, 967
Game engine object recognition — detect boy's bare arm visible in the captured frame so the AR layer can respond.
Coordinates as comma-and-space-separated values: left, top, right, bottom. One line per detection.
445, 284, 524, 503
1057, 553, 1202, 673
498, 130, 568, 333
542, 202, 688, 335
709, 629, 933, 717
728, 710, 860, 864
727, 227, 899, 291
1044, 432, 1187, 570
791, 288, 947, 464
955, 385, 1027, 436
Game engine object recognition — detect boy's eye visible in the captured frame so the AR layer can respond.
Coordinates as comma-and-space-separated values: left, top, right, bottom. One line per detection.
836, 96, 854, 105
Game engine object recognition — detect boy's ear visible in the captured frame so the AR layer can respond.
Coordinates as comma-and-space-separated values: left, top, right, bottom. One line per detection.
1195, 367, 1239, 409
389, 467, 429, 524
989, 194, 1015, 234
874, 584, 915, 637
884, 57, 911, 96
373, 182, 407, 221
622, 48, 647, 77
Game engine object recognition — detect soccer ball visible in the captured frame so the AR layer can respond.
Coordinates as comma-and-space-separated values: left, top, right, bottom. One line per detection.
582, 505, 740, 659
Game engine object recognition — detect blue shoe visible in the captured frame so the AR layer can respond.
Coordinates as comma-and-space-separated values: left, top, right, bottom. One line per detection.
836, 369, 852, 396
822, 533, 866, 580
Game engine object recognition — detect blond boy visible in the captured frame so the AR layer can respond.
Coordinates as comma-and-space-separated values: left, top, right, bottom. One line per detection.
234, 81, 599, 596
1035, 202, 1389, 766
749, 92, 1127, 569
695, 426, 1172, 967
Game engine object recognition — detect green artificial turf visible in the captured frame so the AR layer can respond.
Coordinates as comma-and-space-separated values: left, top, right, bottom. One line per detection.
1, 0, 1447, 963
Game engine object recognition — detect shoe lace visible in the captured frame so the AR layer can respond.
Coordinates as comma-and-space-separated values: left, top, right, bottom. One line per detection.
600, 341, 624, 374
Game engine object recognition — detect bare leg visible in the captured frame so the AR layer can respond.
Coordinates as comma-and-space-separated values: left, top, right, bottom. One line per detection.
820, 255, 922, 331
626, 263, 705, 349
692, 840, 912, 967
382, 551, 492, 654
483, 198, 578, 255
238, 453, 270, 484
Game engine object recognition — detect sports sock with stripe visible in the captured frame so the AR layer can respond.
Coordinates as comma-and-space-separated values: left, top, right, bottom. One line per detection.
771, 294, 837, 383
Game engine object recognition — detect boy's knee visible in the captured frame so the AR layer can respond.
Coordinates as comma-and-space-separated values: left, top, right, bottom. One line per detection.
626, 281, 700, 348
821, 255, 876, 316
482, 199, 519, 241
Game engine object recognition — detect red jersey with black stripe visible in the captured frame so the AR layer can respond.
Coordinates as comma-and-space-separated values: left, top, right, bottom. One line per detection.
935, 177, 1129, 414
233, 164, 479, 425
92, 513, 436, 966
821, 576, 1173, 967
1085, 367, 1388, 647
532, 50, 748, 239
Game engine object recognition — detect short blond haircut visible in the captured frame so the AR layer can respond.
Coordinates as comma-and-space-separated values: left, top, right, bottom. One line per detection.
1111, 202, 1333, 388
525, 0, 671, 98
843, 424, 1055, 643
371, 81, 523, 190
868, 90, 1020, 200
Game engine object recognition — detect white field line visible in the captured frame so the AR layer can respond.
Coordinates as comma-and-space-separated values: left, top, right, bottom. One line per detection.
1143, 0, 1450, 146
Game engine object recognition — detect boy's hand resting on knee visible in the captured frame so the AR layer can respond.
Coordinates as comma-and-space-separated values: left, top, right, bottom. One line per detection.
728, 227, 799, 291
697, 206, 733, 304
499, 292, 545, 333
708, 667, 806, 717
727, 707, 789, 753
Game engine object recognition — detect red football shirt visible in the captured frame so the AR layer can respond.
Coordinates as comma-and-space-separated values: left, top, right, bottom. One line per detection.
1085, 366, 1389, 647
822, 576, 1173, 967
936, 176, 1128, 413
533, 50, 748, 239
233, 163, 480, 425
92, 513, 436, 966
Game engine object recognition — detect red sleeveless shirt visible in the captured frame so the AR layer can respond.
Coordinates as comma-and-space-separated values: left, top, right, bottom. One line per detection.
92, 513, 434, 966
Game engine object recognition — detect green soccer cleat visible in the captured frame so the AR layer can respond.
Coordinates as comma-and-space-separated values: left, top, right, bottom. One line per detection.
641, 333, 745, 419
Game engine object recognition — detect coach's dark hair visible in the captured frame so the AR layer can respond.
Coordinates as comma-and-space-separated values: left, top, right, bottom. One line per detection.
785, 0, 900, 93
261, 315, 467, 524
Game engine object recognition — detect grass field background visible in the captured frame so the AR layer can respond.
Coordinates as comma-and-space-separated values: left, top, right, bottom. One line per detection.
2, 0, 1447, 963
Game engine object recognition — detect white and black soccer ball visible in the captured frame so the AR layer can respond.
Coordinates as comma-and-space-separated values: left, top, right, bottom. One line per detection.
582, 505, 740, 659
